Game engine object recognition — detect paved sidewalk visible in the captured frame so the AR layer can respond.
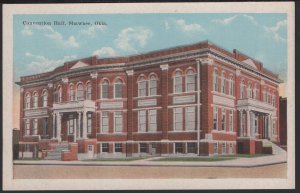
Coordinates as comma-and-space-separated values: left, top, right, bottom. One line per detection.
14, 152, 287, 168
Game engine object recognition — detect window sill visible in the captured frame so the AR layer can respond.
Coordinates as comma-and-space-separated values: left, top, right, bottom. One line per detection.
169, 130, 197, 133
169, 91, 199, 96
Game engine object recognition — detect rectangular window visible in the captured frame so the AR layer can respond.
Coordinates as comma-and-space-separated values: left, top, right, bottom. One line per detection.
221, 75, 226, 94
33, 119, 38, 135
222, 143, 226, 154
222, 109, 226, 131
43, 95, 48, 107
229, 110, 233, 132
175, 143, 183, 153
102, 143, 109, 152
187, 143, 196, 154
174, 108, 183, 130
114, 84, 122, 98
213, 107, 218, 130
101, 84, 109, 99
186, 74, 195, 92
149, 79, 157, 96
87, 113, 92, 134
101, 112, 109, 133
185, 106, 195, 130
25, 119, 30, 135
43, 118, 48, 136
174, 76, 183, 93
68, 115, 74, 134
25, 144, 30, 152
115, 143, 122, 153
138, 110, 146, 132
114, 112, 123, 132
254, 115, 258, 133
139, 143, 147, 153
214, 143, 218, 154
138, 81, 147, 97
148, 110, 157, 132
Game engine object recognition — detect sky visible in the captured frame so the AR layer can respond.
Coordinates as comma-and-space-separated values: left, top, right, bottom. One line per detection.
12, 13, 287, 128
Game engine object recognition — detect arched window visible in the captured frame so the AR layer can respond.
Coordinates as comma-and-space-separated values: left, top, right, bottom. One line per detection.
25, 119, 30, 135
253, 84, 257, 100
69, 85, 75, 101
149, 75, 157, 96
114, 79, 123, 98
272, 93, 275, 107
229, 76, 234, 96
248, 83, 252, 99
57, 86, 62, 102
174, 70, 183, 93
263, 89, 267, 102
221, 72, 226, 94
240, 80, 245, 99
25, 93, 31, 109
186, 69, 196, 92
33, 92, 38, 108
138, 76, 147, 97
101, 79, 109, 99
42, 90, 48, 107
86, 82, 92, 100
77, 83, 84, 100
213, 69, 218, 92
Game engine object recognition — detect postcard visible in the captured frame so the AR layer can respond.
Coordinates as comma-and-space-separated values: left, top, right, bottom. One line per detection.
2, 2, 295, 190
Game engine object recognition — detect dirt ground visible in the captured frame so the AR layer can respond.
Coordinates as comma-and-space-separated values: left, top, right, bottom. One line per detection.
13, 163, 287, 179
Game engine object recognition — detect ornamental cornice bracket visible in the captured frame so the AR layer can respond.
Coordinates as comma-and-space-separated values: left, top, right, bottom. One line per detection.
126, 70, 134, 76
160, 64, 169, 71
198, 58, 214, 65
90, 72, 98, 79
48, 83, 53, 88
235, 68, 241, 76
62, 77, 68, 84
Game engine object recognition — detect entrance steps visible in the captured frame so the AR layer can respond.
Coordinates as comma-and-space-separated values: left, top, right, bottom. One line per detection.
262, 139, 287, 155
44, 142, 69, 160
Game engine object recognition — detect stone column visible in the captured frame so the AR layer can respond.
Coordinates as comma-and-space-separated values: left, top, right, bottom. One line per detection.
78, 111, 82, 138
82, 110, 87, 139
268, 114, 272, 139
57, 112, 62, 142
160, 64, 169, 139
239, 110, 243, 137
126, 70, 134, 157
74, 115, 77, 142
246, 110, 250, 137
52, 112, 56, 138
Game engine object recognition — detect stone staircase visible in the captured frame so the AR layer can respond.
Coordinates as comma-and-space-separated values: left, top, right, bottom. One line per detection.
44, 142, 69, 160
262, 139, 287, 155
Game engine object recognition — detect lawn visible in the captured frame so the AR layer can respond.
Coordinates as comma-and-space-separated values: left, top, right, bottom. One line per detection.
152, 157, 236, 162
83, 157, 147, 162
221, 154, 273, 158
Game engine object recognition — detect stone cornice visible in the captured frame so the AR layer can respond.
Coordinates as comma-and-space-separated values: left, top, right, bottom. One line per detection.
16, 47, 282, 87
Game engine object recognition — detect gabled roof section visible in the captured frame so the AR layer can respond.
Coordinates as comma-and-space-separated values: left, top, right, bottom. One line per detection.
70, 61, 89, 69
242, 58, 258, 69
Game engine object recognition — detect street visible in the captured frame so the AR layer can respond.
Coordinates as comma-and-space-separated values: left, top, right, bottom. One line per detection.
13, 163, 287, 179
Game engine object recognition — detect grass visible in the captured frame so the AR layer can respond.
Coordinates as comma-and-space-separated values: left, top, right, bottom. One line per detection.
152, 157, 236, 162
221, 154, 273, 158
83, 157, 147, 162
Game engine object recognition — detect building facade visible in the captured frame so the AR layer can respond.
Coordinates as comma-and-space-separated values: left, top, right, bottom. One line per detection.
16, 41, 281, 160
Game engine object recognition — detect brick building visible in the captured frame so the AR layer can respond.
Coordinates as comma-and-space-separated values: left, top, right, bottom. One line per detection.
16, 40, 282, 160
279, 97, 287, 150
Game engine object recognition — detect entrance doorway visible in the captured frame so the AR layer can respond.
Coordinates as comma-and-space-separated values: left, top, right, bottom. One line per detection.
87, 145, 94, 159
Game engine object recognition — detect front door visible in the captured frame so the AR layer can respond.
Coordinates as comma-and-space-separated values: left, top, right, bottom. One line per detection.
88, 145, 94, 159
